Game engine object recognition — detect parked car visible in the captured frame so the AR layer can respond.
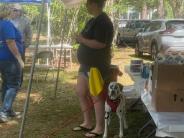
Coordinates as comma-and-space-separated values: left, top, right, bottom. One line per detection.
118, 19, 128, 28
135, 19, 184, 60
116, 19, 150, 47
116, 19, 128, 46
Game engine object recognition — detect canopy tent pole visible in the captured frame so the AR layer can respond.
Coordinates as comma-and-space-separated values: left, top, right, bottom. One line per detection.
54, 9, 68, 98
19, 1, 46, 137
47, 3, 51, 46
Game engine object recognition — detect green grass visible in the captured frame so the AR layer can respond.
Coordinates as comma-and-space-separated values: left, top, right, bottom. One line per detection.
21, 69, 155, 138
0, 48, 158, 138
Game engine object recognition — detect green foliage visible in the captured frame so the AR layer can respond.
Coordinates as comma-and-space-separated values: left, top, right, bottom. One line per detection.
50, 0, 64, 37
72, 43, 79, 50
76, 4, 90, 32
23, 5, 40, 21
164, 0, 174, 18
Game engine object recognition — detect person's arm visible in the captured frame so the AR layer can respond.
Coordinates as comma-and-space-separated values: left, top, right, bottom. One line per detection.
76, 34, 106, 49
6, 39, 24, 68
76, 17, 113, 49
2, 21, 24, 68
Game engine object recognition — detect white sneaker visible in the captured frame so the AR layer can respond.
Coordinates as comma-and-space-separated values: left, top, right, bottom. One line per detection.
0, 112, 9, 123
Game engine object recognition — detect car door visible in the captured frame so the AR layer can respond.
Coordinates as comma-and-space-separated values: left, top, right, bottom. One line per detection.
128, 21, 138, 39
141, 21, 162, 53
122, 21, 135, 40
137, 23, 151, 51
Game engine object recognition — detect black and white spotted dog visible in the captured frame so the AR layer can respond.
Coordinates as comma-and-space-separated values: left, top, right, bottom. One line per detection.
103, 82, 128, 138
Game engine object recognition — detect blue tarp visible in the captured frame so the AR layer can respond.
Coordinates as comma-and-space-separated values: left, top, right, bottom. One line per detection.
0, 0, 50, 3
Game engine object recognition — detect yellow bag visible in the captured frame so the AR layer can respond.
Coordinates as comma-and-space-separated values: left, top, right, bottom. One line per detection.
89, 67, 104, 96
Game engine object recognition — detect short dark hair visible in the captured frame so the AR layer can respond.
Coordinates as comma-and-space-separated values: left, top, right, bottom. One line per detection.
88, 0, 106, 8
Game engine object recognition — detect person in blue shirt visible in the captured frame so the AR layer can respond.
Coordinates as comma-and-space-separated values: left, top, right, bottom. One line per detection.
10, 4, 32, 87
0, 5, 24, 122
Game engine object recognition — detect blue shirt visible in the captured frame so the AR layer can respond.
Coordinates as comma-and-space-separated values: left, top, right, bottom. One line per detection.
0, 19, 23, 60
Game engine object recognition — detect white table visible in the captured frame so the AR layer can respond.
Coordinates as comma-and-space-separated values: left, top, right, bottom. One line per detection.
27, 44, 72, 58
141, 91, 184, 138
125, 65, 184, 138
124, 65, 145, 99
26, 44, 72, 68
28, 44, 72, 49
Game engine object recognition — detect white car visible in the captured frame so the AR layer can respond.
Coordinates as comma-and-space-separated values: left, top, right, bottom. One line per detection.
135, 19, 184, 60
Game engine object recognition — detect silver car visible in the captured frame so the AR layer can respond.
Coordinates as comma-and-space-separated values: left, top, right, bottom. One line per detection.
135, 19, 184, 59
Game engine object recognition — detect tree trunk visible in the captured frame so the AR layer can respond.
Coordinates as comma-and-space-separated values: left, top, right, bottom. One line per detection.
157, 0, 164, 18
141, 2, 148, 19
168, 0, 184, 18
105, 0, 118, 45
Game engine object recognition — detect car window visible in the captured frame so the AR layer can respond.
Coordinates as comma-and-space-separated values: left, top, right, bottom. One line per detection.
149, 21, 162, 31
135, 21, 141, 28
144, 23, 151, 31
118, 20, 128, 28
130, 22, 135, 28
145, 21, 162, 32
141, 21, 151, 28
126, 21, 135, 28
124, 20, 150, 29
166, 20, 184, 29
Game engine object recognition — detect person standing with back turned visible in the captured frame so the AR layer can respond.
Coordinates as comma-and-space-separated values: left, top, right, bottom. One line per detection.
10, 4, 32, 61
10, 4, 32, 86
73, 0, 114, 137
0, 5, 24, 122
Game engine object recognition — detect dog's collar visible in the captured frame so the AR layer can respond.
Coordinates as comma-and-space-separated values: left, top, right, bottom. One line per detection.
111, 98, 120, 102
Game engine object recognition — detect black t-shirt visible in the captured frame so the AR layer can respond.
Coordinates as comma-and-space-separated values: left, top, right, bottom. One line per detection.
77, 12, 114, 76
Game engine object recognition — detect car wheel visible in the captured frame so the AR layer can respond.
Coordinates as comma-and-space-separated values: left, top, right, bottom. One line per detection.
151, 43, 158, 60
135, 43, 143, 57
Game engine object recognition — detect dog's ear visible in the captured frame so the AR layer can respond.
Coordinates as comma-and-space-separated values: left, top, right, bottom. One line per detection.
117, 83, 123, 91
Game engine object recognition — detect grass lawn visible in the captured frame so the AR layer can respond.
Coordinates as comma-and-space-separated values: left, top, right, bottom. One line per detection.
0, 47, 158, 138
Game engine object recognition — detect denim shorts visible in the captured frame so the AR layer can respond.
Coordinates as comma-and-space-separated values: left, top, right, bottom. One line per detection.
78, 65, 110, 83
0, 60, 22, 90
78, 65, 90, 78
